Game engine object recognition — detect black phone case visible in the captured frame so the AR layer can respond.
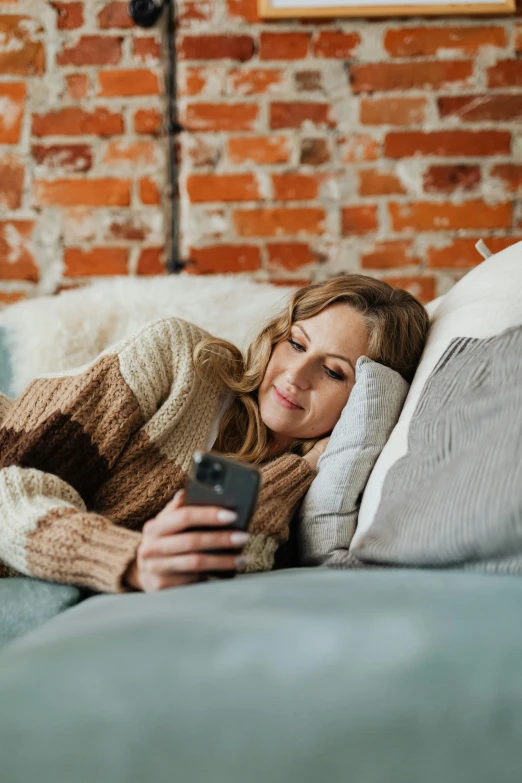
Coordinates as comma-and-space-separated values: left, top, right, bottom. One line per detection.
184, 451, 261, 532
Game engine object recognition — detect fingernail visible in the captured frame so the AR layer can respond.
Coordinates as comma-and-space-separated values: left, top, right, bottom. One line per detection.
217, 510, 238, 523
230, 532, 249, 544
235, 555, 251, 567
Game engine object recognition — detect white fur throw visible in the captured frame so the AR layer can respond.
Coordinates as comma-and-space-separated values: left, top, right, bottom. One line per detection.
0, 275, 297, 397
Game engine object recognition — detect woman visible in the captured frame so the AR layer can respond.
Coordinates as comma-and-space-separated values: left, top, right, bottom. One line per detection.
0, 274, 429, 593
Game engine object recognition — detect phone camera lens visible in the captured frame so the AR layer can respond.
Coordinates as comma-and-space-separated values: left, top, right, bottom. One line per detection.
196, 459, 224, 486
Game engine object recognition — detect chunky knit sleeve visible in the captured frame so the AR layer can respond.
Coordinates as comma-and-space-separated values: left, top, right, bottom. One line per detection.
0, 317, 223, 593
241, 452, 315, 573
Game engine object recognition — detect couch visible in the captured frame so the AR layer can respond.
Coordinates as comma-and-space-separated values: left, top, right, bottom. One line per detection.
0, 262, 521, 783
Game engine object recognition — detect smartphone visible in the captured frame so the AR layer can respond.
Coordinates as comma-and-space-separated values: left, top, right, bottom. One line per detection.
184, 451, 261, 534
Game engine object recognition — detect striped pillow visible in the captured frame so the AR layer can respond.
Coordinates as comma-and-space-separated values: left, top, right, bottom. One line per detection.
349, 239, 522, 572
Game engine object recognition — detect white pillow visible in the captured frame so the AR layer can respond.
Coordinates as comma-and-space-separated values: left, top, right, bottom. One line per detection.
298, 357, 409, 566
352, 239, 522, 551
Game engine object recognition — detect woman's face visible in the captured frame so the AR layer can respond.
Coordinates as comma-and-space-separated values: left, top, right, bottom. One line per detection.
258, 303, 370, 448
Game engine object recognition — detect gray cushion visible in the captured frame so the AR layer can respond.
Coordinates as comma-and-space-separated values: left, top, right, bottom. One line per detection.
0, 324, 14, 398
298, 356, 409, 565
353, 325, 522, 570
1, 568, 522, 783
0, 577, 82, 648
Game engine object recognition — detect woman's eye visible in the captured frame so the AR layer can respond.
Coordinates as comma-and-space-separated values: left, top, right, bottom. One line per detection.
288, 339, 344, 381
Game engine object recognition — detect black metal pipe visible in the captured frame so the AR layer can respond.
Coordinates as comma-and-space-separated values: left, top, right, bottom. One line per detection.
128, 0, 189, 273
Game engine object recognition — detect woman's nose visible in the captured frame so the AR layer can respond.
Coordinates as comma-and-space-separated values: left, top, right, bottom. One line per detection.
286, 357, 312, 389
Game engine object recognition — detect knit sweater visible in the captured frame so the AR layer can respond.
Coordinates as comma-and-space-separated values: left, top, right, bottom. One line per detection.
0, 317, 315, 593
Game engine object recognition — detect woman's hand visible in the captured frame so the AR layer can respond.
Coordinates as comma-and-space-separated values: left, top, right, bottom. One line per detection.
302, 435, 331, 472
124, 489, 250, 592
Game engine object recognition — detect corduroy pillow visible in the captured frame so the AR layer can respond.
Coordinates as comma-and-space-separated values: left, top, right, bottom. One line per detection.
297, 356, 409, 566
349, 239, 522, 572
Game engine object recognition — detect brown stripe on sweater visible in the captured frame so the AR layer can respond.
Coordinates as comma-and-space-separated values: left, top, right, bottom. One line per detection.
92, 431, 187, 529
0, 414, 111, 504
25, 506, 141, 592
2, 356, 143, 468
0, 562, 20, 578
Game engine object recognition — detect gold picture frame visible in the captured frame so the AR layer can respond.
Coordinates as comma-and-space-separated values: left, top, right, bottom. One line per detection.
258, 0, 515, 17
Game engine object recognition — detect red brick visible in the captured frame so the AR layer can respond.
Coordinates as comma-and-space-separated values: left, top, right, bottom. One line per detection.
358, 169, 406, 196
270, 278, 312, 288
133, 36, 161, 62
381, 276, 436, 304
0, 220, 38, 282
362, 240, 419, 269
233, 208, 325, 237
490, 164, 522, 192
295, 71, 322, 92
139, 178, 161, 205
179, 35, 254, 61
0, 83, 26, 144
300, 138, 330, 165
186, 174, 260, 203
360, 97, 427, 126
57, 36, 123, 67
270, 102, 334, 130
516, 25, 522, 53
487, 60, 522, 88
438, 94, 522, 122
33, 107, 123, 137
267, 243, 317, 270
106, 216, 152, 242
259, 32, 310, 60
33, 179, 131, 207
98, 69, 160, 96
188, 245, 261, 274
341, 205, 378, 235
137, 248, 166, 275
0, 15, 45, 76
64, 248, 129, 277
97, 2, 134, 28
226, 0, 260, 23
313, 31, 360, 58
384, 26, 506, 57
63, 74, 90, 100
103, 141, 158, 166
51, 2, 84, 29
350, 61, 472, 93
339, 134, 379, 163
384, 131, 510, 158
228, 69, 283, 96
185, 103, 258, 132
134, 108, 162, 135
427, 237, 521, 268
0, 156, 24, 209
227, 136, 289, 164
0, 291, 28, 307
177, 0, 214, 25
272, 173, 324, 201
423, 165, 481, 193
180, 67, 208, 97
185, 137, 221, 167
389, 201, 512, 232
31, 144, 92, 173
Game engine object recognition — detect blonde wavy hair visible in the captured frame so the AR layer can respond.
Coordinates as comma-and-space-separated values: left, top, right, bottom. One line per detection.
194, 274, 430, 466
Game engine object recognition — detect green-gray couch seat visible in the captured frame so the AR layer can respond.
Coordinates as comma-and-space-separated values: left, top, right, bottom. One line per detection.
1, 567, 522, 783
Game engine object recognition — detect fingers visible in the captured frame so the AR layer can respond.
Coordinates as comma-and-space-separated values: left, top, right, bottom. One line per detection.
148, 498, 238, 537
140, 552, 244, 576
141, 530, 249, 558
141, 572, 204, 593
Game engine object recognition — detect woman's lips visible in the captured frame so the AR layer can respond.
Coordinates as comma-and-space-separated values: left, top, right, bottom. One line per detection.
272, 385, 303, 410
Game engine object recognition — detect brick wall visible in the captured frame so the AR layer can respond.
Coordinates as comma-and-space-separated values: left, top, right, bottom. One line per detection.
1, 0, 521, 306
